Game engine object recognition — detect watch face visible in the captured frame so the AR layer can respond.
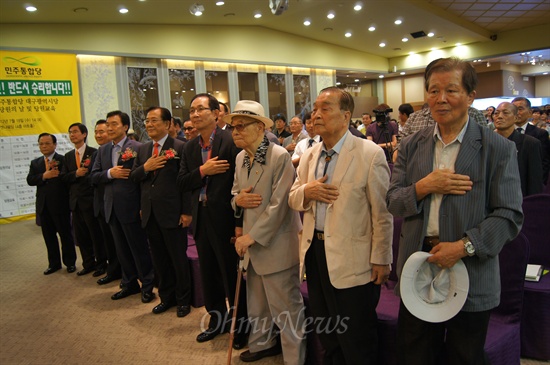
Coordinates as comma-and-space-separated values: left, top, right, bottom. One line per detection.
465, 242, 475, 255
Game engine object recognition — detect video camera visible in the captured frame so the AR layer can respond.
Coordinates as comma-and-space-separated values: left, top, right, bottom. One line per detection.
373, 108, 393, 126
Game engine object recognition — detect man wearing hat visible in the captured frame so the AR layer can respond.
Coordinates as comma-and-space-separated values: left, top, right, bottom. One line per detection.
228, 100, 305, 363
289, 87, 393, 364
177, 94, 248, 348
387, 57, 523, 365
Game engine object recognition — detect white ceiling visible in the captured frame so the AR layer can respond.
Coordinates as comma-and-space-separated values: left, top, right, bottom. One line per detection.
0, 0, 548, 79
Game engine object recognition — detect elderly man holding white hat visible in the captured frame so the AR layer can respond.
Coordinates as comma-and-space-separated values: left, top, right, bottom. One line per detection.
228, 100, 306, 364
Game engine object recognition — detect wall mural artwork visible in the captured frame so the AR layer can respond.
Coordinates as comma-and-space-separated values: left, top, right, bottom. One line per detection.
293, 75, 311, 117
127, 67, 159, 141
169, 69, 195, 109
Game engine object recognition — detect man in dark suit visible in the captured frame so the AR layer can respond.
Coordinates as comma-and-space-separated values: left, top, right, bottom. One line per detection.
27, 133, 77, 275
90, 111, 155, 303
513, 96, 550, 184
494, 102, 543, 196
92, 119, 122, 285
131, 106, 192, 318
62, 122, 107, 277
177, 93, 248, 348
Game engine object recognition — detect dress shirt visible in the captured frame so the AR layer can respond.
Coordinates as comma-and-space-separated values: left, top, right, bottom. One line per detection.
314, 132, 348, 231
107, 136, 127, 179
292, 135, 320, 161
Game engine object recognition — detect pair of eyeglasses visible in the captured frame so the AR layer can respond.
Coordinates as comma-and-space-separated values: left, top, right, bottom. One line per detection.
183, 127, 195, 131
189, 107, 211, 114
232, 121, 258, 132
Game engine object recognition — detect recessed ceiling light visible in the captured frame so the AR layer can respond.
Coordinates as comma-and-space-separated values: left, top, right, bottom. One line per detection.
336, 81, 341, 85
303, 19, 311, 26
400, 72, 406, 75
394, 19, 402, 25
379, 75, 385, 78
354, 79, 360, 82
402, 37, 408, 42
26, 6, 37, 12
216, 1, 225, 5
345, 32, 352, 38
254, 12, 262, 18
354, 3, 363, 11
427, 32, 434, 37
431, 48, 437, 51
368, 26, 376, 32
119, 8, 129, 14
327, 11, 335, 19
409, 52, 415, 55
455, 43, 462, 46
379, 42, 386, 47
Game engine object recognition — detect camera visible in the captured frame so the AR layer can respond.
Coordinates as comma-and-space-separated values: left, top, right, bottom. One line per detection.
373, 108, 393, 125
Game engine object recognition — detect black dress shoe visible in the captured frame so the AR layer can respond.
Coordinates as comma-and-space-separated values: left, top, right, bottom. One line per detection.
239, 343, 282, 362
177, 305, 191, 318
92, 267, 106, 277
141, 291, 155, 303
43, 266, 61, 275
232, 333, 249, 350
76, 267, 95, 276
152, 302, 175, 314
66, 266, 76, 273
111, 288, 140, 300
97, 275, 120, 285
196, 327, 222, 343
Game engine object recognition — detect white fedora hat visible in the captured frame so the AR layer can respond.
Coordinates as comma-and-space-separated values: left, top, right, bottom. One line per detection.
400, 251, 469, 323
222, 100, 274, 129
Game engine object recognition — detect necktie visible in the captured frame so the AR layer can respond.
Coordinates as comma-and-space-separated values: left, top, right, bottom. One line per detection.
75, 149, 81, 168
516, 127, 523, 134
153, 143, 160, 156
323, 150, 335, 176
308, 139, 314, 148
44, 157, 49, 170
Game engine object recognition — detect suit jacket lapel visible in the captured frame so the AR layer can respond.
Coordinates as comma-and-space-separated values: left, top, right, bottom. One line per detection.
416, 128, 435, 181
211, 127, 222, 158
455, 121, 482, 175
331, 133, 354, 188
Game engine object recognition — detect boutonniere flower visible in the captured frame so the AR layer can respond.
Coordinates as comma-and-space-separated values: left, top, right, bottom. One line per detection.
49, 159, 60, 170
120, 147, 137, 162
160, 148, 179, 160
82, 155, 92, 168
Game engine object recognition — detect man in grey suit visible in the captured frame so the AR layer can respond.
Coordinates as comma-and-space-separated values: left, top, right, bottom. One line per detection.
228, 100, 305, 364
387, 58, 523, 365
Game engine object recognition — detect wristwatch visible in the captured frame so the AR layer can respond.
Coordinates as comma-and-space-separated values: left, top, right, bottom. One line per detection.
462, 236, 475, 256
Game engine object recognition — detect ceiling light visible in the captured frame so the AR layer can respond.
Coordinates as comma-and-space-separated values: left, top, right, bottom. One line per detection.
26, 6, 37, 12
216, 1, 225, 5
409, 52, 415, 55
119, 8, 129, 14
486, 62, 491, 67
379, 42, 386, 47
327, 12, 335, 19
473, 60, 478, 63
354, 79, 360, 82
402, 37, 408, 42
189, 3, 204, 16
336, 82, 341, 85
394, 19, 402, 25
368, 26, 376, 32
254, 12, 262, 18
345, 32, 352, 38
543, 72, 548, 75
400, 72, 406, 75
303, 19, 311, 26
455, 43, 462, 46
354, 3, 363, 11
379, 75, 385, 78
427, 32, 434, 37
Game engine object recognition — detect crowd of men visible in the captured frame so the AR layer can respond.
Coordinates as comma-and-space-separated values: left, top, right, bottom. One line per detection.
27, 57, 543, 365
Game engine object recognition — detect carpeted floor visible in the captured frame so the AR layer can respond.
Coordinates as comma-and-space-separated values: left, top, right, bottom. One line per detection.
0, 219, 547, 365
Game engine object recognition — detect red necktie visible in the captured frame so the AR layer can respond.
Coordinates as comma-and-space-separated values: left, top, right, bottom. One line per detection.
153, 143, 159, 156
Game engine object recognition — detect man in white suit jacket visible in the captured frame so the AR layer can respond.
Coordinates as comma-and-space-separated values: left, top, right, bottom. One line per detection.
289, 88, 393, 364
228, 101, 305, 364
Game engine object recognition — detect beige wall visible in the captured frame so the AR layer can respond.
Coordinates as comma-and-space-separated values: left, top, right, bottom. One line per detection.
535, 75, 550, 98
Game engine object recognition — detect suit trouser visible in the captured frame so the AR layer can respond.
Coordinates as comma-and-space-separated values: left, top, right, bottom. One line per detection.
72, 204, 106, 270
397, 301, 490, 365
305, 236, 380, 365
145, 212, 191, 306
39, 206, 76, 268
195, 205, 247, 332
108, 213, 154, 293
97, 210, 121, 278
247, 261, 306, 365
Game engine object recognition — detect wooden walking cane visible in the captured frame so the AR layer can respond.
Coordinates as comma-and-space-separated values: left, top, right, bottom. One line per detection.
227, 237, 244, 365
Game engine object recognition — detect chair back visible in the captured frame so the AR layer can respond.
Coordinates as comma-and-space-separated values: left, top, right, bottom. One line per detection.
521, 194, 550, 266
492, 232, 530, 324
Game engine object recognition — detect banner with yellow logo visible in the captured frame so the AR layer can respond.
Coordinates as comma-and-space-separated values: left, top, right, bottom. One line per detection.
0, 51, 79, 222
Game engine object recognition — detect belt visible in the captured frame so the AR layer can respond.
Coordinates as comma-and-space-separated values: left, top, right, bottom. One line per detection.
200, 201, 208, 207
314, 230, 325, 241
423, 236, 440, 247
